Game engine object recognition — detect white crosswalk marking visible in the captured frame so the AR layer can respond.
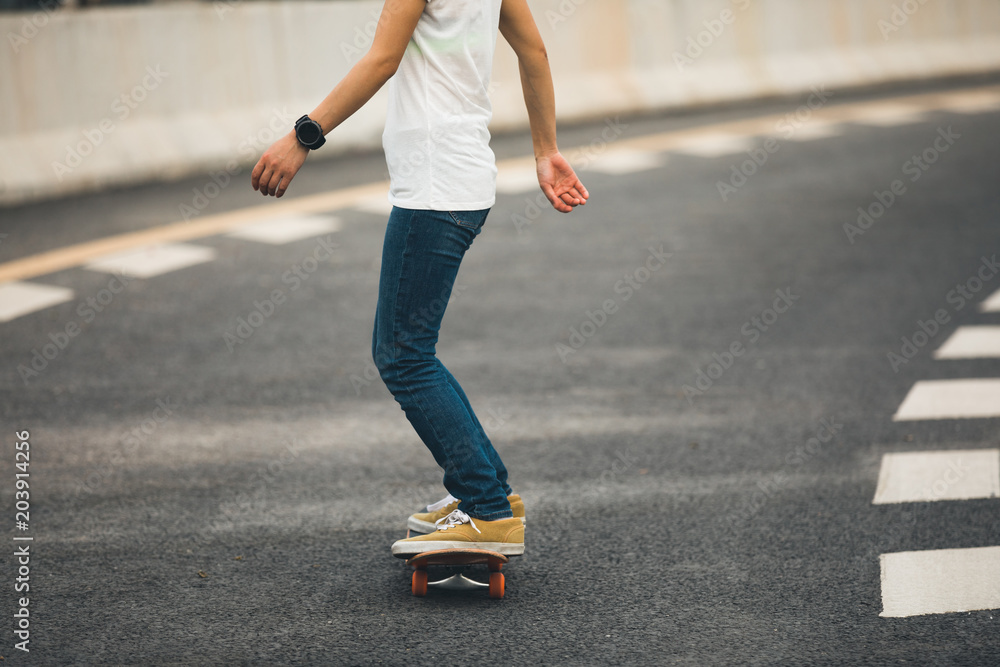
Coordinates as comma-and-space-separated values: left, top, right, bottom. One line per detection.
84, 243, 216, 279
878, 241, 1000, 619
980, 287, 1000, 313
850, 104, 927, 127
937, 90, 1000, 114
892, 378, 1000, 421
668, 133, 754, 157
783, 121, 843, 142
879, 546, 1000, 618
873, 450, 1000, 504
933, 325, 1000, 359
227, 215, 341, 245
0, 281, 74, 322
582, 149, 665, 174
496, 165, 541, 194
352, 194, 394, 216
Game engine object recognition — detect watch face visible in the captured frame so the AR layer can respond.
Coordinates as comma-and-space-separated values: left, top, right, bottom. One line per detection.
298, 121, 321, 144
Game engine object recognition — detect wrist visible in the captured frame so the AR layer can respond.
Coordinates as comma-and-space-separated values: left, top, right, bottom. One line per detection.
294, 114, 326, 150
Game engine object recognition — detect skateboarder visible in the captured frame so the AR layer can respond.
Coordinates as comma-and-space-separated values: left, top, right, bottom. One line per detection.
251, 0, 588, 556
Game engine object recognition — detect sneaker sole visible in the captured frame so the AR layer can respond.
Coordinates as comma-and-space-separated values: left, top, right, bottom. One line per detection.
406, 516, 526, 534
391, 540, 525, 558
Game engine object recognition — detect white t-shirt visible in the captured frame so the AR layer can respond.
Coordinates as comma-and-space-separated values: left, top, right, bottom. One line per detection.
382, 0, 503, 211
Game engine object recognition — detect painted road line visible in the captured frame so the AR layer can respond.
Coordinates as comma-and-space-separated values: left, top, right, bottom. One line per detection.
879, 546, 1000, 618
873, 450, 1000, 504
980, 287, 1000, 313
847, 103, 927, 127
84, 243, 216, 279
783, 121, 843, 142
0, 180, 390, 285
937, 89, 1000, 114
496, 165, 541, 194
892, 379, 1000, 421
1, 85, 998, 287
227, 214, 341, 245
583, 149, 665, 174
667, 133, 755, 158
352, 193, 393, 217
0, 281, 74, 322
933, 326, 1000, 359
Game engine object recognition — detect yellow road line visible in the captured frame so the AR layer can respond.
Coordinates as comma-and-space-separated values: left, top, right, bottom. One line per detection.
611, 85, 1000, 154
1, 84, 997, 285
0, 181, 390, 284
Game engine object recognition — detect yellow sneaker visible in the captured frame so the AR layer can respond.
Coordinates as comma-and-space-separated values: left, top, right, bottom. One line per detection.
392, 509, 525, 558
407, 493, 526, 534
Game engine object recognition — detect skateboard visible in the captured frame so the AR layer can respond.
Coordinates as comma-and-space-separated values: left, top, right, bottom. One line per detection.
405, 548, 509, 599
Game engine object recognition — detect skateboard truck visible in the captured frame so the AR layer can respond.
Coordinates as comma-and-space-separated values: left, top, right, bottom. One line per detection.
405, 548, 508, 599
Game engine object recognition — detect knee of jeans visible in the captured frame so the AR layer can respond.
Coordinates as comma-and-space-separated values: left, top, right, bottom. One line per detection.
376, 350, 439, 392
372, 343, 396, 379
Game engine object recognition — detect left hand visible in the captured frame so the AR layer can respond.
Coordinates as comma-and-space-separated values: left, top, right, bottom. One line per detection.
251, 132, 309, 198
536, 151, 588, 213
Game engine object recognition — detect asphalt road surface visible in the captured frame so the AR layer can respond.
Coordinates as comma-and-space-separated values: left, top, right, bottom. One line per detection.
2, 76, 1000, 665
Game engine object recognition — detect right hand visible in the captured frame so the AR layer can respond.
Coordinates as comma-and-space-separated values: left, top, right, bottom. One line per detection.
251, 131, 309, 198
536, 152, 589, 213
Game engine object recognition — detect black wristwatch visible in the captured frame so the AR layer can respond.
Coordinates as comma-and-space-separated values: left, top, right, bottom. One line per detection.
294, 114, 326, 150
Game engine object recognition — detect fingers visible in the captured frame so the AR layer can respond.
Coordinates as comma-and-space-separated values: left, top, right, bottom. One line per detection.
265, 171, 288, 198
540, 183, 562, 211
544, 179, 589, 212
542, 184, 586, 213
561, 173, 588, 204
250, 157, 293, 198
556, 185, 587, 207
253, 159, 275, 196
274, 172, 292, 198
250, 160, 264, 191
564, 186, 586, 204
553, 191, 574, 212
260, 169, 275, 196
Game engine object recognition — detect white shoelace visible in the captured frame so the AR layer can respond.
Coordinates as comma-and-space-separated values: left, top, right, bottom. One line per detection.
434, 509, 481, 534
425, 493, 459, 512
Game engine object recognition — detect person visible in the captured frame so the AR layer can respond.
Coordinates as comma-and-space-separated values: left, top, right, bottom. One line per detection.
251, 0, 588, 556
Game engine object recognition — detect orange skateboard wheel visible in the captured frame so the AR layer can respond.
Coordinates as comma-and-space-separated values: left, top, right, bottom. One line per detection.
412, 569, 428, 596
488, 572, 504, 599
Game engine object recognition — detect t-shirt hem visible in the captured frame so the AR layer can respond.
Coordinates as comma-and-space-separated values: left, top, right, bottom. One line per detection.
387, 195, 496, 211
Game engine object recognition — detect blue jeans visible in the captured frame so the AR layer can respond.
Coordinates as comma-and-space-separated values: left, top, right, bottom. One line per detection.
372, 206, 513, 521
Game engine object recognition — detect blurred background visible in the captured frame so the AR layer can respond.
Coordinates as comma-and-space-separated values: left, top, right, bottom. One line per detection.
2, 0, 1000, 204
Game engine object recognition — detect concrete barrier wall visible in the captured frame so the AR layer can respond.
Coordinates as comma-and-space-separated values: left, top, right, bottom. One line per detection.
2, 0, 1000, 205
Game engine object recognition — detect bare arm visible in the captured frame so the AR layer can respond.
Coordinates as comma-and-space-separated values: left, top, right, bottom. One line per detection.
252, 0, 426, 197
499, 0, 588, 212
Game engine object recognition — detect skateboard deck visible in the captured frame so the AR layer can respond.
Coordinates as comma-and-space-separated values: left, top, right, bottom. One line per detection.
405, 548, 509, 599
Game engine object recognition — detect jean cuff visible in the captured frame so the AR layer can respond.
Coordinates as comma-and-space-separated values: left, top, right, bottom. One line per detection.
472, 508, 514, 521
